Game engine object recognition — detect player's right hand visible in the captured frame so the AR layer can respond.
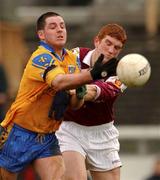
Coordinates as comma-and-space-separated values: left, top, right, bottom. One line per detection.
48, 90, 70, 121
90, 54, 118, 80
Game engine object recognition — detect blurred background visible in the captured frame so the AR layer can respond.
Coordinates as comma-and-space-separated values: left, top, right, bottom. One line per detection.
0, 0, 160, 180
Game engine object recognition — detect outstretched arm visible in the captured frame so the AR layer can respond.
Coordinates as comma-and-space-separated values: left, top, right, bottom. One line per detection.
50, 54, 118, 91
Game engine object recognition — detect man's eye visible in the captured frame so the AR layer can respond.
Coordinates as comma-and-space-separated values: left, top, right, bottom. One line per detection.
50, 26, 56, 29
115, 46, 122, 50
105, 41, 111, 46
60, 24, 65, 29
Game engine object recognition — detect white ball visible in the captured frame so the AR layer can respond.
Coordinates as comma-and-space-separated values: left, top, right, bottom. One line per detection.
116, 53, 151, 87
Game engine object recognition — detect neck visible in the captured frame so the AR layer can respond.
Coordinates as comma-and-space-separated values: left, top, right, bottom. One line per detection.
55, 49, 63, 57
91, 50, 100, 67
41, 41, 63, 57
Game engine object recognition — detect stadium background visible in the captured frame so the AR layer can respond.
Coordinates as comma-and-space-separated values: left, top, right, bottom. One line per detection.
0, 0, 160, 179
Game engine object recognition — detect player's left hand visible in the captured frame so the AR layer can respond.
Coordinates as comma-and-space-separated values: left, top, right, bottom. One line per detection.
104, 57, 119, 77
48, 90, 70, 121
90, 54, 118, 80
76, 85, 87, 99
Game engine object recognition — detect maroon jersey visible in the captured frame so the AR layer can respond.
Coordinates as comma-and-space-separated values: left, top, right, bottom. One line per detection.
64, 47, 126, 126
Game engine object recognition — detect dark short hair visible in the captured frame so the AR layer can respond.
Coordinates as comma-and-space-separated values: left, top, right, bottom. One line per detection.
36, 12, 61, 31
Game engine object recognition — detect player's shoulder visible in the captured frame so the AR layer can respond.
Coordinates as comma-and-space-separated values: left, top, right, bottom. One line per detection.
72, 47, 91, 54
71, 47, 91, 60
30, 49, 54, 70
65, 49, 77, 58
71, 47, 80, 56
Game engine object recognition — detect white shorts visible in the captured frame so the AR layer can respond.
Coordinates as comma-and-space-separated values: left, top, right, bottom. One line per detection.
56, 121, 122, 171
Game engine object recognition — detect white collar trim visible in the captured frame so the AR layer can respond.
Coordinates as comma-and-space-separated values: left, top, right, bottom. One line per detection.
82, 49, 95, 67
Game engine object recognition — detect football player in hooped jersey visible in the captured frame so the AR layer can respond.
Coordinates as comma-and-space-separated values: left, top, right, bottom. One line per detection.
0, 13, 118, 180
56, 24, 127, 180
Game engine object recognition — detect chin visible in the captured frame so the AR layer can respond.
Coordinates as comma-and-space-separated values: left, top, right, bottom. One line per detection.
55, 43, 64, 49
105, 55, 114, 61
103, 57, 110, 62
58, 41, 66, 47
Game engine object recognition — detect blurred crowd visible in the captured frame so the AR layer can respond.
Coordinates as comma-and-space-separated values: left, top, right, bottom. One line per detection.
0, 62, 8, 122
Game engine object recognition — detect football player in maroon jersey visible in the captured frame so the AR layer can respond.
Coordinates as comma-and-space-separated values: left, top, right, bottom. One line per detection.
56, 23, 127, 180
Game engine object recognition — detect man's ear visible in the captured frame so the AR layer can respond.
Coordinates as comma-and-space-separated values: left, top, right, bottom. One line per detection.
37, 30, 45, 40
94, 36, 100, 48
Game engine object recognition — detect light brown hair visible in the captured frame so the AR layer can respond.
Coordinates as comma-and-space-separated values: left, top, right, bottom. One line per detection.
97, 23, 127, 44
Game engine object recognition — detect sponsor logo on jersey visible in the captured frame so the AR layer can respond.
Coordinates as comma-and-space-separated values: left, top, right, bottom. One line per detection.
68, 65, 76, 73
115, 79, 122, 87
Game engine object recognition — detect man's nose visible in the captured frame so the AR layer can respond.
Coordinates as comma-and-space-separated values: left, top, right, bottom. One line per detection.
57, 26, 63, 32
108, 46, 115, 53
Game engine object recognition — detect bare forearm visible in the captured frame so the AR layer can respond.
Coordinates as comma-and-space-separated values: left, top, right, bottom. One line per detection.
51, 71, 92, 91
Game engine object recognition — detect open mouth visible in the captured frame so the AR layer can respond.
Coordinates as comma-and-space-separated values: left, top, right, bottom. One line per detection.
57, 35, 63, 39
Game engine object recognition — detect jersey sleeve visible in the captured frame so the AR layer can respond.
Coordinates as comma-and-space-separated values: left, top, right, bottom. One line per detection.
26, 53, 65, 86
93, 76, 127, 101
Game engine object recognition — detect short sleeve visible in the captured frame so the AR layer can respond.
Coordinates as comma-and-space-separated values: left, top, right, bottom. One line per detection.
26, 53, 65, 84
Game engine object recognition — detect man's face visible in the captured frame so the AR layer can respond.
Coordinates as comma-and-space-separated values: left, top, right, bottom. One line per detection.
95, 35, 123, 63
38, 16, 67, 49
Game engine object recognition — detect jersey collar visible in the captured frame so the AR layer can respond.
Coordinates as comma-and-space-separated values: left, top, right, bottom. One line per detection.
40, 41, 67, 61
82, 49, 95, 67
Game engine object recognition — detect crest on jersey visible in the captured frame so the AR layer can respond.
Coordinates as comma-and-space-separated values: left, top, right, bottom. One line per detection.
32, 54, 54, 69
68, 65, 76, 74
